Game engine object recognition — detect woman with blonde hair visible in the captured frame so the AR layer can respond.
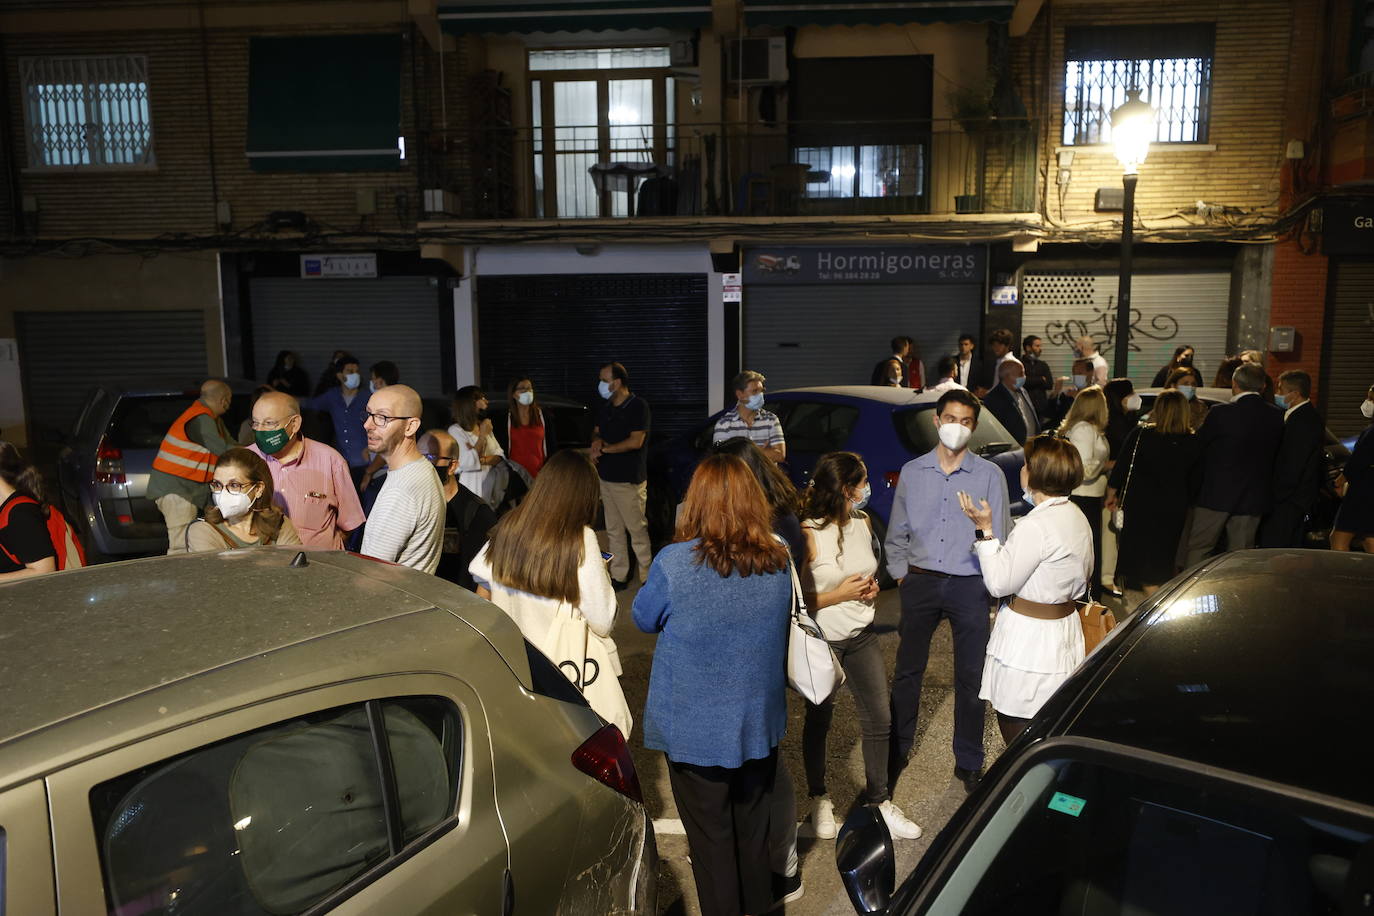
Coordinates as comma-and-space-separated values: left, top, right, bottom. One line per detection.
634, 454, 792, 916
467, 449, 626, 732
1106, 389, 1202, 593
186, 447, 301, 551
1058, 385, 1110, 598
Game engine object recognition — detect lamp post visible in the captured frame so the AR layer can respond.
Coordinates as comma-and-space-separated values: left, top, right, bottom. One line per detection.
1111, 89, 1154, 378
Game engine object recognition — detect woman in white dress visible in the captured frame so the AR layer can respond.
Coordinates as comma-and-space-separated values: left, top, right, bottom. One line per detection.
958, 434, 1092, 745
448, 385, 508, 509
1059, 385, 1110, 598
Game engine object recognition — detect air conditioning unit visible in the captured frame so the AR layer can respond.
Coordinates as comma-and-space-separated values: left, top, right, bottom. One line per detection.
670, 38, 697, 68
726, 36, 787, 85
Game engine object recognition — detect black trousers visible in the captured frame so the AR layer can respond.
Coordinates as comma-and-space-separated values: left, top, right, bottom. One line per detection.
1259, 500, 1309, 548
1070, 494, 1104, 598
667, 749, 777, 916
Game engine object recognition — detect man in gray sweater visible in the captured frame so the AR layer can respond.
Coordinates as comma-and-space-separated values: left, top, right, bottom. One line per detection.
359, 384, 444, 573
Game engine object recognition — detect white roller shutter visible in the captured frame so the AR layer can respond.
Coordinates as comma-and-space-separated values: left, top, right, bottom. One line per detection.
249, 276, 445, 397
1324, 260, 1374, 438
1021, 270, 1232, 389
743, 284, 982, 391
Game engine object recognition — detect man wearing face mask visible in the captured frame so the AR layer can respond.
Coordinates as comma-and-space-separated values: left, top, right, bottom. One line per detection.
147, 378, 237, 554
420, 428, 497, 591
360, 384, 445, 573
1330, 386, 1374, 552
712, 370, 786, 462
982, 360, 1040, 445
247, 391, 365, 550
885, 389, 1011, 794
1044, 358, 1095, 429
1258, 371, 1325, 548
304, 354, 370, 489
591, 361, 652, 590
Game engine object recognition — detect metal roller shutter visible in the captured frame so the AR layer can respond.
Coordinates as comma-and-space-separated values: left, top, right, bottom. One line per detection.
477, 273, 708, 438
743, 284, 981, 391
1021, 270, 1231, 388
249, 276, 445, 397
1324, 261, 1374, 437
16, 310, 206, 439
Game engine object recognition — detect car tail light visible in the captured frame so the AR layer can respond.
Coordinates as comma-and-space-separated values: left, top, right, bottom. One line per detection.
884, 471, 901, 489
572, 724, 643, 804
116, 514, 133, 525
95, 438, 126, 485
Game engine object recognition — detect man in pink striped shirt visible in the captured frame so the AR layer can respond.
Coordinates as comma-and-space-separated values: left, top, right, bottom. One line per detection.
247, 392, 365, 549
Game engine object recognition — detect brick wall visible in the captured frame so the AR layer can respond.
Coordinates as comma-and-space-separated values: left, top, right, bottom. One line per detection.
1268, 237, 1328, 393
1014, 0, 1312, 230
0, 20, 474, 240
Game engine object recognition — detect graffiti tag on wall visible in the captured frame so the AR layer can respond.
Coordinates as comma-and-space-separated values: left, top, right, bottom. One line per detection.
1042, 300, 1180, 353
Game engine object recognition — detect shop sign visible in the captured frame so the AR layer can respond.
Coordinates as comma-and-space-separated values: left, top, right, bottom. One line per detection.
1320, 200, 1374, 256
300, 253, 378, 279
743, 245, 985, 284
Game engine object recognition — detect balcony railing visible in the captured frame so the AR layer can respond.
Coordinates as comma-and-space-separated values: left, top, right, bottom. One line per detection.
433, 119, 1038, 221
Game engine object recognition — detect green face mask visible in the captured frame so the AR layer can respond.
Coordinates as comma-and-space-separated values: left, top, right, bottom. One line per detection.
255, 426, 291, 455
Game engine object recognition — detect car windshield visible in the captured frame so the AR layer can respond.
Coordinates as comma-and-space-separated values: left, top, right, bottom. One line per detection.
893, 405, 1020, 457
109, 394, 250, 449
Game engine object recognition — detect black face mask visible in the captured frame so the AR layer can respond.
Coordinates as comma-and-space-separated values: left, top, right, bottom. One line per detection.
1179, 356, 1193, 367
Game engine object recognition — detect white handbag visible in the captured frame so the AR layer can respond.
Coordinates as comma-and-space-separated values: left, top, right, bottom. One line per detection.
543, 604, 634, 738
785, 560, 845, 705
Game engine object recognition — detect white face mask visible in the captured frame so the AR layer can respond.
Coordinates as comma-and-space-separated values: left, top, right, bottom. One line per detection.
744, 392, 765, 411
368, 379, 380, 394
853, 483, 871, 510
598, 380, 613, 400
1125, 393, 1143, 412
1177, 385, 1196, 401
343, 372, 361, 390
516, 390, 534, 406
1362, 399, 1374, 420
1072, 374, 1089, 389
213, 489, 254, 521
938, 422, 973, 452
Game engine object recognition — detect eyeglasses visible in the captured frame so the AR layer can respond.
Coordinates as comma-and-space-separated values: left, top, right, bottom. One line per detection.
249, 416, 297, 431
423, 453, 455, 468
208, 480, 259, 495
364, 412, 415, 427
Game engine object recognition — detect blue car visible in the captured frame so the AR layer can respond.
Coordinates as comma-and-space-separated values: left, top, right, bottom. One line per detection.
651, 386, 1027, 584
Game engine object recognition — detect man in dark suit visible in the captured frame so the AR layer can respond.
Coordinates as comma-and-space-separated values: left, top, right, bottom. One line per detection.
871, 336, 911, 386
1259, 370, 1325, 548
1183, 363, 1285, 566
1021, 335, 1054, 421
970, 328, 1018, 396
982, 359, 1040, 445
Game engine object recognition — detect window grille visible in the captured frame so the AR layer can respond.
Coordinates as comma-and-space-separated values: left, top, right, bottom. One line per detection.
1062, 24, 1213, 146
21, 55, 154, 168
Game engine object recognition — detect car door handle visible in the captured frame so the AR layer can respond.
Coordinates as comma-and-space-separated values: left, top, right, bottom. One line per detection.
502, 868, 515, 916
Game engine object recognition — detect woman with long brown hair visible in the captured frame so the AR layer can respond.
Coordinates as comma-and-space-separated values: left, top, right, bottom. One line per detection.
467, 450, 625, 731
505, 376, 558, 479
634, 454, 792, 916
185, 447, 301, 551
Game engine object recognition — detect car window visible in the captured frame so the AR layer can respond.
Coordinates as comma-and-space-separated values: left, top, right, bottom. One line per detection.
893, 405, 1019, 457
107, 396, 198, 449
90, 697, 461, 916
921, 751, 1372, 915
778, 401, 860, 454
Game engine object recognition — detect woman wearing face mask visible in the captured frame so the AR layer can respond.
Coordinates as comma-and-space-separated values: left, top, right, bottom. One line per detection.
448, 385, 508, 509
186, 448, 301, 551
1058, 386, 1110, 599
1105, 390, 1200, 595
960, 435, 1090, 745
1164, 366, 1209, 429
1100, 379, 1142, 598
800, 452, 922, 844
1330, 386, 1374, 553
1150, 346, 1196, 389
506, 377, 559, 479
1044, 358, 1094, 429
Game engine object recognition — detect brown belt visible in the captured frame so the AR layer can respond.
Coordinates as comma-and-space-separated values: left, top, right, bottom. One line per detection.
907, 565, 952, 579
1009, 595, 1077, 619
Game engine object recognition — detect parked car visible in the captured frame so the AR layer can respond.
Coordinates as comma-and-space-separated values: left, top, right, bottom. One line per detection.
837, 548, 1374, 915
0, 549, 656, 915
56, 379, 258, 557
651, 386, 1029, 579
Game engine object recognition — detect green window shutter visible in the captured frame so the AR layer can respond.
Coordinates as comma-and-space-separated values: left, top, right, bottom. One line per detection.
247, 34, 402, 172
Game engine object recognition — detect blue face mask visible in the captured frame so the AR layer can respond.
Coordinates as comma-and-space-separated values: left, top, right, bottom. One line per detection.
853, 483, 871, 510
598, 380, 613, 400
1012, 375, 1026, 389
1071, 374, 1088, 389
744, 392, 765, 411
1275, 393, 1289, 410
1177, 385, 1196, 401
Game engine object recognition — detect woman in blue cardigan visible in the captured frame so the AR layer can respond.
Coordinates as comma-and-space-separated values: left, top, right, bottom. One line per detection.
634, 453, 792, 916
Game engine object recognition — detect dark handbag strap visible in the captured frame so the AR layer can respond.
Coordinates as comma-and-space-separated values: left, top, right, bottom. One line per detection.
1118, 425, 1145, 509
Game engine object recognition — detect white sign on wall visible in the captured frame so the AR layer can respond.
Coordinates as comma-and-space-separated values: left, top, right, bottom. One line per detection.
300, 253, 378, 279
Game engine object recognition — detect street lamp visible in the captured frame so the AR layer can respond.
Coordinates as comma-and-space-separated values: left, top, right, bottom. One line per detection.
1111, 89, 1154, 378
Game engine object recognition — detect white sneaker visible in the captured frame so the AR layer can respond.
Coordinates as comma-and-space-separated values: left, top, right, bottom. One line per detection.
879, 800, 923, 840
811, 796, 837, 839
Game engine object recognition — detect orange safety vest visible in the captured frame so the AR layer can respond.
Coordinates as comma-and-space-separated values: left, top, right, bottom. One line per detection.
152, 400, 221, 483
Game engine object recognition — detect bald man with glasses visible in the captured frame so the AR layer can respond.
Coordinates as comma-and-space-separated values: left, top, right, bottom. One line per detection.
359, 384, 445, 573
247, 391, 364, 550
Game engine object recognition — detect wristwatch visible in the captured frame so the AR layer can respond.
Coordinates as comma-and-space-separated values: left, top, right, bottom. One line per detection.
974, 529, 994, 541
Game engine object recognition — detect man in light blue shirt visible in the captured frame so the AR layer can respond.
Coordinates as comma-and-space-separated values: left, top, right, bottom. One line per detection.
885, 388, 1010, 792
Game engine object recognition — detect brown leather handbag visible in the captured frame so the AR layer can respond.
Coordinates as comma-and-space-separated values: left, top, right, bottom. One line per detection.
1079, 601, 1118, 655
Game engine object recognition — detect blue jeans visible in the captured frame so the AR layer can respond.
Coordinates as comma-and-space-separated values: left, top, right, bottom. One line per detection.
890, 572, 990, 779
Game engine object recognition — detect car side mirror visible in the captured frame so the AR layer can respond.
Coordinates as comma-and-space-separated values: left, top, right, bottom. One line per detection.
836, 802, 895, 914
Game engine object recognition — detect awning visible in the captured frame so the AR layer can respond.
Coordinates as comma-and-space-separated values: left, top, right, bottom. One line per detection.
745, 0, 1013, 28
439, 0, 711, 34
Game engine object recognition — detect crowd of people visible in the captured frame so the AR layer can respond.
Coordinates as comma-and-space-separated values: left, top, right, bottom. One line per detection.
3, 335, 1374, 916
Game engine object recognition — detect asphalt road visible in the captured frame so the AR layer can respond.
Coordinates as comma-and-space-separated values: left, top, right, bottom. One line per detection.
610, 578, 1073, 916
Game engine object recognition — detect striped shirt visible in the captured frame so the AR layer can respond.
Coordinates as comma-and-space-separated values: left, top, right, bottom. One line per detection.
711, 407, 785, 451
360, 456, 445, 573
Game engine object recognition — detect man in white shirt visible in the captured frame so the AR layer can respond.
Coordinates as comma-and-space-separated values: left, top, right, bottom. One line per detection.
1074, 336, 1110, 386
360, 384, 445, 573
712, 370, 786, 462
926, 355, 966, 394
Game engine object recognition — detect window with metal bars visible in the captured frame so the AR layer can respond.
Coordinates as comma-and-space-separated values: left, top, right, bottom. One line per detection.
20, 54, 154, 168
1062, 24, 1214, 146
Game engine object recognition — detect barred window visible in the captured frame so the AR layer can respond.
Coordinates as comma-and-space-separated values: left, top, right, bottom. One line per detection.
1062, 24, 1213, 146
20, 54, 154, 168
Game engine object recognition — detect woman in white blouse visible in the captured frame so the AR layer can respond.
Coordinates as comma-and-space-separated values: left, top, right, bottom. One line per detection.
958, 435, 1092, 745
1058, 385, 1111, 598
448, 385, 508, 509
